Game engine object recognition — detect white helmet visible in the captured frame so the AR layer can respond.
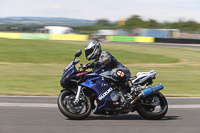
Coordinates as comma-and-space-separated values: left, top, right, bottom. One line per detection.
85, 41, 102, 60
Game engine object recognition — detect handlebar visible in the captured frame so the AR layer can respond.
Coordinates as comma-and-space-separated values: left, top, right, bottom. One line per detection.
79, 64, 87, 71
79, 63, 106, 72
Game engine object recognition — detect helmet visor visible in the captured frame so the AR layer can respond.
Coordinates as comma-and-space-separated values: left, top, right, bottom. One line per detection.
85, 47, 94, 60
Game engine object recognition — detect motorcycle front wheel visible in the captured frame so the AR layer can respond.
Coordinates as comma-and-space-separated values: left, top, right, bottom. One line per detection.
57, 90, 91, 120
136, 92, 168, 120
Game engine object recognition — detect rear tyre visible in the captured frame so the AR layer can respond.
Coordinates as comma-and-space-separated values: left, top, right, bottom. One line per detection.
57, 90, 91, 120
136, 92, 168, 120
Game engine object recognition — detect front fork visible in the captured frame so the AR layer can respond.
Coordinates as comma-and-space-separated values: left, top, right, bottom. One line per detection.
74, 86, 82, 104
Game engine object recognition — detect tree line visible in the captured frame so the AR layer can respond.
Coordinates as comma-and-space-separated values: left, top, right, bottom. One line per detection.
74, 15, 200, 34
1, 15, 200, 34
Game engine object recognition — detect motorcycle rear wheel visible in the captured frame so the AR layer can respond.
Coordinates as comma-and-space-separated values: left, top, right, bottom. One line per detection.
57, 90, 91, 120
136, 92, 168, 120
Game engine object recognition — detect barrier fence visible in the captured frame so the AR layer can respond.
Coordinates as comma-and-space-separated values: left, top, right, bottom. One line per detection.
0, 32, 89, 41
20, 33, 49, 40
0, 32, 154, 43
50, 34, 88, 41
106, 36, 155, 43
0, 32, 200, 44
0, 32, 20, 39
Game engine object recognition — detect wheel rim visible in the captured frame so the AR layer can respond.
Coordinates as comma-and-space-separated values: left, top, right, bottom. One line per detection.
142, 95, 165, 113
62, 94, 89, 115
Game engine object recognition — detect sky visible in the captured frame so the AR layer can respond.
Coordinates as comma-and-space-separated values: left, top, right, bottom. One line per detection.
0, 0, 200, 22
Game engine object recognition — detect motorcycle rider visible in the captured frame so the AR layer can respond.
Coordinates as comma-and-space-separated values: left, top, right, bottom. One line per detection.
85, 41, 132, 90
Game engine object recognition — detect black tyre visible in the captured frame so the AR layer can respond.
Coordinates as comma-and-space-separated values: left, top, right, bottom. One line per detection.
136, 92, 168, 120
57, 90, 91, 120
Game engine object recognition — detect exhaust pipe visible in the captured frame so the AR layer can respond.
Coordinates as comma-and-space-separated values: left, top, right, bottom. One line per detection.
130, 83, 164, 105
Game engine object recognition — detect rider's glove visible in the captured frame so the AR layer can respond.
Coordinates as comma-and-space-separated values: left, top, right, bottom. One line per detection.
86, 61, 100, 68
86, 62, 94, 68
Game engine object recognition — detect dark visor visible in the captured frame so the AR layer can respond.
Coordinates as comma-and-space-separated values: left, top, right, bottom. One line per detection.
85, 47, 94, 58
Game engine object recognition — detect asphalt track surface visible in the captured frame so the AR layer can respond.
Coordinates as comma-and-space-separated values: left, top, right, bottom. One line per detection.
0, 96, 200, 133
107, 41, 200, 49
143, 43, 200, 49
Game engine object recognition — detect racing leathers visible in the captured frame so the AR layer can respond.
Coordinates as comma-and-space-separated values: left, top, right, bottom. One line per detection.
86, 50, 131, 81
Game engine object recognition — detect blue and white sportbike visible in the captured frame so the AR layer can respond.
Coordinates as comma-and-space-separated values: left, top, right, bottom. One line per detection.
57, 50, 168, 120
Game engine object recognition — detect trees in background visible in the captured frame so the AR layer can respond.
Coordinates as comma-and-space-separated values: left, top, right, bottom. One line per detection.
122, 15, 200, 33
75, 15, 200, 34
1, 15, 200, 34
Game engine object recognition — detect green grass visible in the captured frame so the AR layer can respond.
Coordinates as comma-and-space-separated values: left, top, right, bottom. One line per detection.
0, 39, 86, 63
0, 39, 178, 64
0, 63, 62, 95
0, 38, 200, 96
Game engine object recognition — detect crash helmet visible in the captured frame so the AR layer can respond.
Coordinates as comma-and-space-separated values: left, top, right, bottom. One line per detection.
85, 41, 102, 60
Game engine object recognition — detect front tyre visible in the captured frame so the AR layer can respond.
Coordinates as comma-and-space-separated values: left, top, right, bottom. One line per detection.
136, 92, 168, 120
57, 90, 91, 120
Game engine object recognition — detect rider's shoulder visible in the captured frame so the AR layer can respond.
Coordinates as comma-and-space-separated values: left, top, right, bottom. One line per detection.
101, 50, 111, 55
100, 51, 113, 57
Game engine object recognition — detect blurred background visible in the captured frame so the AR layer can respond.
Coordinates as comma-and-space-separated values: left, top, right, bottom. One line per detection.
1, 0, 200, 42
0, 0, 200, 96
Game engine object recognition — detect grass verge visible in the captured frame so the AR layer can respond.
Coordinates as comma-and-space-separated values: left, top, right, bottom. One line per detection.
0, 38, 199, 96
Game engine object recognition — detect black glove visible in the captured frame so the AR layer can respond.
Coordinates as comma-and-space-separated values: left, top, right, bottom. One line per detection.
86, 62, 94, 68
86, 62, 100, 68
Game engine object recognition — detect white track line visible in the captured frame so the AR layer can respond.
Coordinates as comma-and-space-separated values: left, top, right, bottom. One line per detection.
169, 104, 200, 109
0, 95, 57, 98
0, 102, 57, 108
0, 102, 200, 109
0, 95, 200, 99
167, 97, 200, 99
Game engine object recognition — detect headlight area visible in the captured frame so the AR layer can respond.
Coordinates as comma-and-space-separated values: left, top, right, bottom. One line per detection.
61, 69, 73, 82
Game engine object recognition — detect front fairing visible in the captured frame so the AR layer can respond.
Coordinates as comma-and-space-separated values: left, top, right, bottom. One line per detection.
61, 63, 121, 114
64, 59, 80, 72
60, 59, 80, 85
80, 65, 112, 94
80, 71, 121, 114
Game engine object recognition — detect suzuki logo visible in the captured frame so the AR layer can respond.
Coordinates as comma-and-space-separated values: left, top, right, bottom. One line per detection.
98, 87, 113, 100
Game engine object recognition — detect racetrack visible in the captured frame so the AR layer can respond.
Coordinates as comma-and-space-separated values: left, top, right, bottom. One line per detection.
139, 42, 200, 49
0, 96, 200, 133
108, 41, 200, 49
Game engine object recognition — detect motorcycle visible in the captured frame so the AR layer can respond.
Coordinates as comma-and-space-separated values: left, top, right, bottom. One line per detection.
57, 50, 168, 120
